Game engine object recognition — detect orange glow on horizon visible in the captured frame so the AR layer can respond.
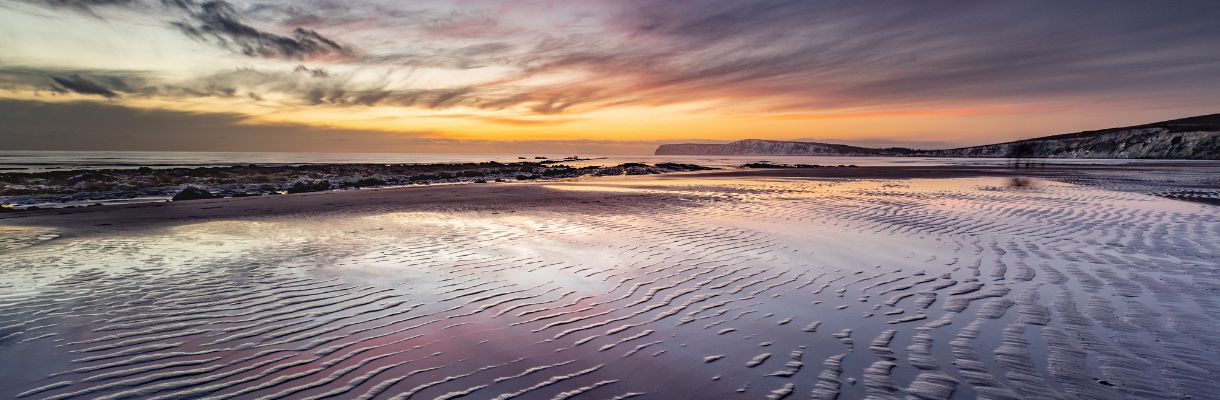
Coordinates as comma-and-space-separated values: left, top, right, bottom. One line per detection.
3, 85, 1212, 152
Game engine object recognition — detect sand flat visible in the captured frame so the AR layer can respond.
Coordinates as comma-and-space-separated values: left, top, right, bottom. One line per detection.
0, 166, 1218, 399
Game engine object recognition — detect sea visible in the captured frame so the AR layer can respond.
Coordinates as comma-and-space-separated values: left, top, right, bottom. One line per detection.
0, 150, 1199, 173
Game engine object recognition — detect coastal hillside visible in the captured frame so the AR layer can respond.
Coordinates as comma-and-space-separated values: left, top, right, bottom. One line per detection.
656, 114, 1220, 159
917, 114, 1220, 159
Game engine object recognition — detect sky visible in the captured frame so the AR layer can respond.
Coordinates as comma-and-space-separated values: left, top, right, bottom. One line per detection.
2, 0, 1220, 154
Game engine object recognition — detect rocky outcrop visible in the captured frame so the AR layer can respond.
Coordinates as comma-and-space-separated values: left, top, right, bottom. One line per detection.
655, 113, 1220, 159
287, 180, 332, 194
2, 162, 717, 208
171, 186, 217, 201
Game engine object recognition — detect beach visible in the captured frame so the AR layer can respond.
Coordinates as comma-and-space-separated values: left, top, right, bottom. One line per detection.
1, 164, 1218, 399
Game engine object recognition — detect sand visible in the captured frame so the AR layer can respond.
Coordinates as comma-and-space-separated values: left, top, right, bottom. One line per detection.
0, 164, 1218, 399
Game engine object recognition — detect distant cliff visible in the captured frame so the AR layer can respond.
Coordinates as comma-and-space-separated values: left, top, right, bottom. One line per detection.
655, 140, 914, 156
655, 114, 1220, 159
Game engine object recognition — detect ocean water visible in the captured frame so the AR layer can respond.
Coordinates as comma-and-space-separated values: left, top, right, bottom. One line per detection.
0, 150, 1204, 172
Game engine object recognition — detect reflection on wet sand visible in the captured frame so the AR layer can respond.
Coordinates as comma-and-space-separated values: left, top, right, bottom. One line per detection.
1, 171, 1218, 399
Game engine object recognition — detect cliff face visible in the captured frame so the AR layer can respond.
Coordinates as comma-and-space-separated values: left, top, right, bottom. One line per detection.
654, 114, 1220, 159
917, 116, 1220, 159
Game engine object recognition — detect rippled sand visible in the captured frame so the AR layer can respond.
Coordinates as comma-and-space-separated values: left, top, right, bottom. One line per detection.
1, 171, 1218, 399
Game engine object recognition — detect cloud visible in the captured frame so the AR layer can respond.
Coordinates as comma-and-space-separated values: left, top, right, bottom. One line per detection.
292, 65, 329, 78
6, 0, 1220, 119
165, 0, 352, 60
0, 99, 656, 153
0, 98, 435, 152
17, 0, 356, 60
457, 0, 1220, 115
430, 113, 581, 126
597, 0, 1220, 109
49, 74, 120, 98
21, 0, 136, 14
1, 66, 509, 110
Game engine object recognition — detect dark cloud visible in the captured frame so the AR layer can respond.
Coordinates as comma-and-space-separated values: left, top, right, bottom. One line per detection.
454, 0, 1220, 114
165, 0, 352, 59
21, 0, 135, 13
0, 99, 655, 153
0, 98, 426, 152
292, 65, 329, 78
17, 0, 355, 60
50, 74, 120, 98
242, 0, 421, 29
0, 67, 148, 97
40, 0, 133, 5
529, 95, 595, 115
1, 66, 532, 111
578, 0, 1220, 110
8, 0, 1220, 117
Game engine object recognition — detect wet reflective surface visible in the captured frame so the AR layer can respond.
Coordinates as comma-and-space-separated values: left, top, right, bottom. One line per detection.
1, 175, 1218, 399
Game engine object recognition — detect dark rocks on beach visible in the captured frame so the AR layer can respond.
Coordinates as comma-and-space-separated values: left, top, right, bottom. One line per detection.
287, 180, 332, 194
741, 162, 821, 168
656, 162, 715, 171
542, 167, 574, 176
1, 161, 717, 208
740, 162, 860, 169
354, 177, 387, 187
171, 186, 218, 201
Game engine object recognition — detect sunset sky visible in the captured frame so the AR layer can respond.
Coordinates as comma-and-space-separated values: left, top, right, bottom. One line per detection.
2, 0, 1220, 153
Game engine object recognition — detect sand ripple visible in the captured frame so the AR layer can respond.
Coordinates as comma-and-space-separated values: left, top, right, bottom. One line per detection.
1, 175, 1217, 399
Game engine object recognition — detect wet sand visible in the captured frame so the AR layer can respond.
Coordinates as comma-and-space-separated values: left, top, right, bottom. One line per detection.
1, 164, 1218, 399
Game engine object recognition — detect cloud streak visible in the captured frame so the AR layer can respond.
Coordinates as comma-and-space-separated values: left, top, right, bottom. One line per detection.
50, 74, 120, 98
15, 0, 1220, 114
20, 0, 136, 15
165, 0, 353, 60
20, 0, 354, 60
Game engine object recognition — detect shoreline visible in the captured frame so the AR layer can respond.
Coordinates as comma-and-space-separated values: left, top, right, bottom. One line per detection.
6, 160, 1218, 206
0, 161, 711, 210
4, 162, 1217, 232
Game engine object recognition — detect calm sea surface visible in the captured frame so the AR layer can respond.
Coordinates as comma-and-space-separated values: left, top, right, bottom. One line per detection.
0, 150, 1200, 172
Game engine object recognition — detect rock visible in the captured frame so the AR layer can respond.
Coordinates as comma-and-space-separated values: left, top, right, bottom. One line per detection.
172, 186, 217, 201
354, 177, 386, 187
287, 180, 331, 194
